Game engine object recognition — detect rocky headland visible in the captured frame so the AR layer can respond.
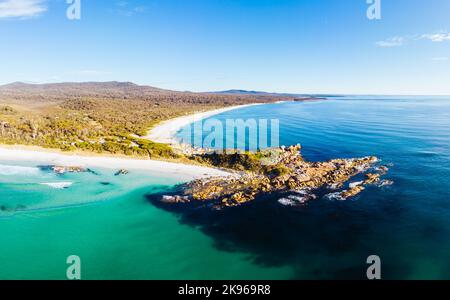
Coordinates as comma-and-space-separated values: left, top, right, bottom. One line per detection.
158, 145, 392, 209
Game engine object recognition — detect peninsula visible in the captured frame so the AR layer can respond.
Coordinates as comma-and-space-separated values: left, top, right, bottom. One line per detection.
0, 82, 390, 208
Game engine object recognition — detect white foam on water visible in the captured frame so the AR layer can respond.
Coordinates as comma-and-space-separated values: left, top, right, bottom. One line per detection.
378, 180, 394, 187
40, 182, 73, 189
291, 189, 310, 195
0, 164, 41, 176
328, 183, 341, 190
349, 181, 364, 189
324, 192, 345, 201
278, 198, 297, 206
355, 164, 370, 172
278, 192, 315, 206
287, 195, 308, 203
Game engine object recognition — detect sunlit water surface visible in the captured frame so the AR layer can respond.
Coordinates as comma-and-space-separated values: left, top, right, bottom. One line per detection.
1, 97, 449, 279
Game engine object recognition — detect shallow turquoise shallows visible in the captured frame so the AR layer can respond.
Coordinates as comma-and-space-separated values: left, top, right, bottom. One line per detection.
1, 97, 450, 279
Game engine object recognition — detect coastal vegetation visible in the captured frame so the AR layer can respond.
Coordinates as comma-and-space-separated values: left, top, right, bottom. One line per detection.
190, 149, 292, 175
0, 82, 292, 158
1, 82, 391, 206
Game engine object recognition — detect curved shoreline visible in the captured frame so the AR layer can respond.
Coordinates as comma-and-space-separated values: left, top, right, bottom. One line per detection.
146, 103, 264, 146
0, 102, 275, 180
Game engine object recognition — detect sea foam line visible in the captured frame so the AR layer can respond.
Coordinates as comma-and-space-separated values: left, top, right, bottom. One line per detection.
40, 182, 73, 189
0, 164, 41, 176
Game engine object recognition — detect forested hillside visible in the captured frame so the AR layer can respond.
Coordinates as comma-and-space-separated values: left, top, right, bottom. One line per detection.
0, 82, 293, 158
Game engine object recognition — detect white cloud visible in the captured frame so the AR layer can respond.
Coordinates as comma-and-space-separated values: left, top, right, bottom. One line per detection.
376, 37, 405, 48
0, 0, 47, 19
421, 33, 450, 42
377, 31, 450, 48
115, 1, 147, 17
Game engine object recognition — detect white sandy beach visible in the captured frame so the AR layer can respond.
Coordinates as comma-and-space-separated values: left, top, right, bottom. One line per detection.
0, 147, 229, 181
146, 103, 263, 145
0, 103, 262, 180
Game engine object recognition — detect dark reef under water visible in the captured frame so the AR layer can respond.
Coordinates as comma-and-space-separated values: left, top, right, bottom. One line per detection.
146, 183, 416, 280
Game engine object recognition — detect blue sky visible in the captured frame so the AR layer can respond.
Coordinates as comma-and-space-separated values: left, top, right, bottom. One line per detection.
1, 0, 449, 95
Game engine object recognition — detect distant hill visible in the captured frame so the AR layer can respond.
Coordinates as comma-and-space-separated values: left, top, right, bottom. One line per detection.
0, 81, 172, 100
0, 82, 336, 99
213, 89, 273, 95
0, 81, 301, 105
1, 81, 157, 90
213, 89, 330, 100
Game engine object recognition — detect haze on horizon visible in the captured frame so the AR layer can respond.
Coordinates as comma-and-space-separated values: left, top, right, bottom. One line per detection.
1, 0, 450, 95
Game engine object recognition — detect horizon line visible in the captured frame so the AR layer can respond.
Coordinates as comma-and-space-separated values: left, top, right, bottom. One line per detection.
1, 80, 450, 97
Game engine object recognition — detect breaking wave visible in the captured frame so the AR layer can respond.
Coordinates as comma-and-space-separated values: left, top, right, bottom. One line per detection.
0, 164, 41, 176
278, 192, 315, 206
349, 181, 364, 189
40, 182, 73, 189
324, 192, 345, 201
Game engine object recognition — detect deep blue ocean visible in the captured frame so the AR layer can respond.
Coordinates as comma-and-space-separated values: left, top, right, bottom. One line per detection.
177, 96, 450, 279
1, 96, 449, 279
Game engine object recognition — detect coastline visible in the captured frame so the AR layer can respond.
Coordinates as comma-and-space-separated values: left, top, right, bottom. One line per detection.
0, 102, 274, 180
146, 103, 264, 145
0, 145, 229, 181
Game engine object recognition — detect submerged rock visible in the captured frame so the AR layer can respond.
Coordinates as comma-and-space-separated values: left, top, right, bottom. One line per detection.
378, 179, 394, 187
115, 169, 129, 176
375, 165, 389, 175
161, 195, 190, 204
0, 204, 28, 213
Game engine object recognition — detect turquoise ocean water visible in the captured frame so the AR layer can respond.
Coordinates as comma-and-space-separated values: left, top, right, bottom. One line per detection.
1, 97, 449, 279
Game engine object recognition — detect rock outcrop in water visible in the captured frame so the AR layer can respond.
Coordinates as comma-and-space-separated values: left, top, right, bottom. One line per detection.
50, 166, 87, 174
158, 145, 391, 209
115, 169, 129, 176
38, 165, 99, 175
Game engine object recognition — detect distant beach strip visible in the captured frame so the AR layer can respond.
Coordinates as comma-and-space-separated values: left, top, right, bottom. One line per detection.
146, 103, 264, 146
